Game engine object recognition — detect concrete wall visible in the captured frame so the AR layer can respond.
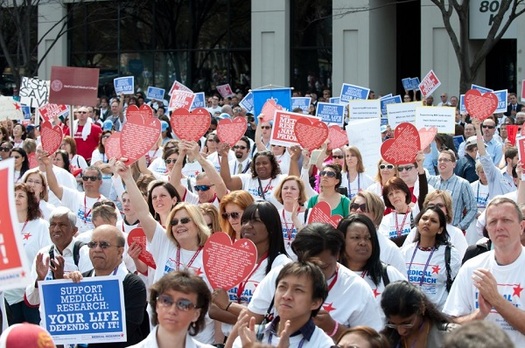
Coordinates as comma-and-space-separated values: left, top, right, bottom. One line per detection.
37, 1, 68, 79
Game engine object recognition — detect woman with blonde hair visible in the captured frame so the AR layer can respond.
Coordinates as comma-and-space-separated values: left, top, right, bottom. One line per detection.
273, 175, 307, 258
219, 190, 254, 240
367, 158, 398, 204
340, 145, 374, 199
199, 203, 221, 233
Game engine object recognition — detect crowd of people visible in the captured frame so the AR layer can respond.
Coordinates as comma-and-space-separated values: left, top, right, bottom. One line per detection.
0, 88, 524, 347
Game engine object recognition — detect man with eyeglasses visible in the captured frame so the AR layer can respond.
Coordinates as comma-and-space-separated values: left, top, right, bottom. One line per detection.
229, 136, 252, 176
72, 105, 102, 163
63, 225, 147, 347
427, 150, 477, 231
43, 153, 112, 233
480, 118, 502, 165
397, 161, 432, 204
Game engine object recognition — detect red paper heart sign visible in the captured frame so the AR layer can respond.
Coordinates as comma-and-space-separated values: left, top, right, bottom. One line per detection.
381, 122, 420, 165
105, 132, 122, 160
127, 228, 157, 269
464, 89, 498, 121
261, 99, 284, 123
307, 201, 343, 228
418, 127, 438, 150
120, 113, 161, 165
327, 125, 349, 150
507, 125, 519, 146
126, 104, 155, 119
217, 117, 247, 146
203, 232, 258, 290
170, 107, 211, 141
40, 121, 63, 155
294, 118, 329, 151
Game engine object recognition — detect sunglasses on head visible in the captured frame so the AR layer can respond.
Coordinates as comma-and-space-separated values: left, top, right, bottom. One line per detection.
171, 217, 191, 226
397, 165, 414, 172
350, 203, 367, 212
379, 164, 394, 170
93, 201, 116, 209
87, 241, 119, 249
319, 170, 336, 178
222, 212, 241, 220
157, 294, 197, 311
194, 184, 214, 191
82, 175, 99, 181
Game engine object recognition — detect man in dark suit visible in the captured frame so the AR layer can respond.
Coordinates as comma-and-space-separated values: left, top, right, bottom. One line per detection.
504, 92, 524, 117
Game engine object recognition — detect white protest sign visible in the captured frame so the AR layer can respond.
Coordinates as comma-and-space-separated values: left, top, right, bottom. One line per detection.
346, 117, 382, 178
387, 101, 422, 129
418, 70, 441, 98
415, 106, 455, 134
19, 77, 50, 108
348, 99, 381, 120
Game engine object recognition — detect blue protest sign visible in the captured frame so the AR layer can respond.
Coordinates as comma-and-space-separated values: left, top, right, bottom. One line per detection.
380, 95, 402, 116
146, 86, 165, 100
113, 76, 134, 95
339, 83, 370, 102
39, 276, 126, 345
239, 92, 254, 113
315, 102, 344, 126
291, 97, 311, 114
329, 97, 341, 104
409, 78, 420, 91
459, 94, 466, 114
402, 78, 411, 91
191, 92, 206, 110
22, 105, 31, 119
453, 135, 465, 151
471, 84, 493, 93
493, 89, 508, 113
252, 88, 292, 121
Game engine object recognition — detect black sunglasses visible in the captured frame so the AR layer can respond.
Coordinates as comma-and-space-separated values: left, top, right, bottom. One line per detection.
350, 203, 367, 212
0, 147, 11, 152
233, 145, 247, 150
194, 184, 214, 192
171, 217, 191, 226
332, 155, 344, 159
82, 175, 100, 181
87, 241, 120, 249
319, 170, 337, 178
165, 159, 177, 164
221, 212, 240, 220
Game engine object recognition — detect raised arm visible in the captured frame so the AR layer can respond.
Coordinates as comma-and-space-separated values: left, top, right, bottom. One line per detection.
185, 140, 228, 200
254, 114, 266, 151
288, 145, 301, 177
169, 146, 189, 199
416, 151, 428, 210
218, 142, 243, 191
40, 151, 63, 200
115, 160, 157, 242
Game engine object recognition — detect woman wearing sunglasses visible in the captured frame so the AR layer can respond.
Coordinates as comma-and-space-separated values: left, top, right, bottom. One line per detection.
366, 159, 398, 205
219, 191, 255, 241
128, 270, 214, 348
381, 281, 457, 348
307, 163, 350, 217
337, 214, 405, 314
210, 201, 290, 339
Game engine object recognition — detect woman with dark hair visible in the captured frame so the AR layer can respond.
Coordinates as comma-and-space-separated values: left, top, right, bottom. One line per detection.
400, 206, 461, 310
5, 183, 51, 325
11, 147, 29, 182
128, 270, 214, 348
246, 223, 383, 339
337, 215, 405, 310
91, 130, 114, 197
381, 280, 458, 348
52, 149, 71, 174
146, 180, 181, 226
11, 123, 27, 148
210, 201, 290, 338
336, 326, 389, 348
307, 163, 350, 217
60, 135, 88, 170
219, 142, 299, 208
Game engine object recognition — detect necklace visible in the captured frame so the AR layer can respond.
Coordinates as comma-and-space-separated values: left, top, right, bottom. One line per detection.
281, 209, 295, 245
394, 207, 411, 237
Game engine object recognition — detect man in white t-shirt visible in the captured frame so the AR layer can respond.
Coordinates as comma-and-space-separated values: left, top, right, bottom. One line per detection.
443, 197, 525, 346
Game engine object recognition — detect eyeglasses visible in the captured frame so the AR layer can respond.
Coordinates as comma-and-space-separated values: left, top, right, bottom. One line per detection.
319, 170, 337, 178
482, 125, 495, 129
82, 175, 100, 181
350, 203, 367, 212
438, 158, 452, 163
164, 158, 177, 164
385, 314, 418, 329
93, 201, 116, 209
11, 155, 21, 159
171, 217, 192, 226
222, 212, 241, 220
397, 166, 414, 172
427, 203, 446, 209
87, 241, 121, 249
332, 155, 344, 159
26, 179, 42, 185
233, 145, 247, 150
379, 164, 395, 170
0, 147, 11, 152
157, 294, 197, 311
79, 111, 88, 114
261, 126, 271, 130
194, 184, 214, 191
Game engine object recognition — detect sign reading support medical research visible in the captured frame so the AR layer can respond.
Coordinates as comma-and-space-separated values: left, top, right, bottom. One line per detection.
49, 66, 100, 106
39, 276, 126, 345
339, 83, 370, 102
113, 76, 134, 95
0, 159, 32, 291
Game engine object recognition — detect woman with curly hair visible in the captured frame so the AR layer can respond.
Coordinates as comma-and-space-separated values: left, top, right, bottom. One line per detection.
5, 183, 51, 325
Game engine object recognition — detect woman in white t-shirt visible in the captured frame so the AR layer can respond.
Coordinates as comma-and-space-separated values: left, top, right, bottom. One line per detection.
22, 169, 55, 220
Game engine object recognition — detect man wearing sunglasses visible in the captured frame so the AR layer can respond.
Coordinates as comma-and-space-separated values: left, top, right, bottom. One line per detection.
72, 105, 102, 163
44, 154, 112, 233
480, 118, 502, 165
229, 137, 252, 175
